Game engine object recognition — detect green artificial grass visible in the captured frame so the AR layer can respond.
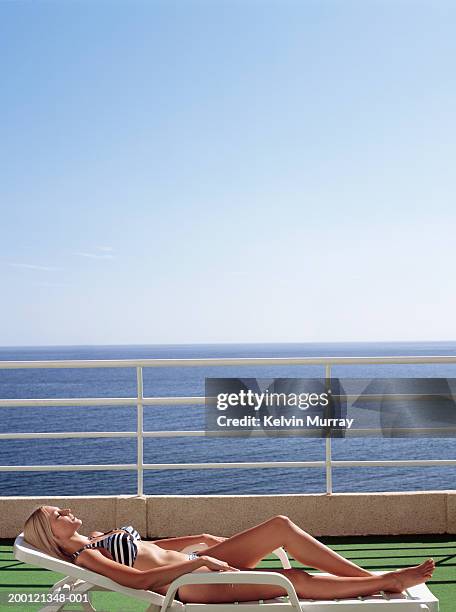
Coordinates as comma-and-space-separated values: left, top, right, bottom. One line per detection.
1, 535, 453, 611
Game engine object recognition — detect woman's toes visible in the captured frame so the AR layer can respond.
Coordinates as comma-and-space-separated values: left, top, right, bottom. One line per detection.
420, 560, 434, 572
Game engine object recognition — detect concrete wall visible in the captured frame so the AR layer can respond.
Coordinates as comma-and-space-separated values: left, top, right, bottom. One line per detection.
147, 492, 452, 537
0, 495, 144, 540
2, 491, 455, 539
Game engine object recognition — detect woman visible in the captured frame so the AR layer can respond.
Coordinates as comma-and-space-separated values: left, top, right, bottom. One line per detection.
24, 507, 434, 602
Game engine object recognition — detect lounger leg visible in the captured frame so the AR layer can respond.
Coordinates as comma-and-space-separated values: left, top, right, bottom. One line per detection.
67, 580, 97, 611
38, 576, 97, 612
39, 604, 67, 612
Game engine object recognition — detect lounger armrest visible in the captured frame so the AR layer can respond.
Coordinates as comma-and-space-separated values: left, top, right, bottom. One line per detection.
272, 547, 291, 569
180, 543, 209, 555
181, 545, 290, 569
161, 571, 301, 612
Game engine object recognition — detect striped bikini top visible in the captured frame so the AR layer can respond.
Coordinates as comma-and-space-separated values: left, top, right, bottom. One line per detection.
70, 525, 141, 567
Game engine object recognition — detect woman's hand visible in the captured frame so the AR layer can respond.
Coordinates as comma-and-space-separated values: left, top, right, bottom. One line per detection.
202, 533, 228, 546
198, 554, 240, 572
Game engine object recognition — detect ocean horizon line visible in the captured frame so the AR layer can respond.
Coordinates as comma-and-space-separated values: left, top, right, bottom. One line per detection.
2, 339, 456, 351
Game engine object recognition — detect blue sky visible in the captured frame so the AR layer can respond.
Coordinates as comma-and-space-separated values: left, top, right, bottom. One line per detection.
1, 0, 455, 346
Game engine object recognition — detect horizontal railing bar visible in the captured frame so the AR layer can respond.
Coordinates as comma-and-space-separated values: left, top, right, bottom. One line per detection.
142, 459, 456, 469
1, 428, 455, 441
0, 432, 136, 439
1, 393, 455, 408
0, 459, 455, 473
0, 431, 205, 440
0, 397, 203, 408
2, 355, 456, 369
0, 464, 137, 472
143, 428, 456, 436
0, 398, 136, 407
332, 459, 456, 467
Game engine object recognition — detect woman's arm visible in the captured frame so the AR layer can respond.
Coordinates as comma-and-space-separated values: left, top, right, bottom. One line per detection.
77, 549, 237, 591
153, 533, 227, 551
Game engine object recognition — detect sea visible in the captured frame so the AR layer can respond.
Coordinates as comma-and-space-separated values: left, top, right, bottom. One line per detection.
1, 342, 455, 497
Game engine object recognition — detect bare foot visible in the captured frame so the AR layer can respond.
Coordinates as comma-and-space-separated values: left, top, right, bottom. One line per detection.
385, 559, 435, 593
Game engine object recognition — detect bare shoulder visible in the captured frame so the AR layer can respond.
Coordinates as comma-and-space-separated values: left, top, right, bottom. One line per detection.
88, 530, 105, 537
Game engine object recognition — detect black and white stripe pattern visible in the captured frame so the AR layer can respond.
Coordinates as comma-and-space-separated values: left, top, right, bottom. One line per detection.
93, 525, 141, 566
72, 525, 141, 567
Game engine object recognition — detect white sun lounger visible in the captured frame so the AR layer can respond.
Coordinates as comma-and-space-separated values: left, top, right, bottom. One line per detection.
13, 534, 439, 612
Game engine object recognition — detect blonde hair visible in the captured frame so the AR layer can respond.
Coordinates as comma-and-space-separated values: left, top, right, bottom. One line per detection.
24, 506, 73, 562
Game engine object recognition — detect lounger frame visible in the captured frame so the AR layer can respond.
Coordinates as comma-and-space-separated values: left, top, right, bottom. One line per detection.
13, 534, 439, 612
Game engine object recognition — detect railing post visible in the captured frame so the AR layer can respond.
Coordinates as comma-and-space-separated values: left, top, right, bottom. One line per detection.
325, 364, 333, 495
136, 366, 144, 497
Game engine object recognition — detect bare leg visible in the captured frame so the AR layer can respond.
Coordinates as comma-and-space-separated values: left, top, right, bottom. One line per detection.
203, 515, 373, 577
178, 560, 435, 603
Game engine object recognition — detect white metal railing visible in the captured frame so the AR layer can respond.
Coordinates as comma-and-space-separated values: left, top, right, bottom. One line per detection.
1, 355, 456, 496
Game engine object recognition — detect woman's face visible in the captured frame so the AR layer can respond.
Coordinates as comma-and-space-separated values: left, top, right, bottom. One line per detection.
43, 506, 82, 540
